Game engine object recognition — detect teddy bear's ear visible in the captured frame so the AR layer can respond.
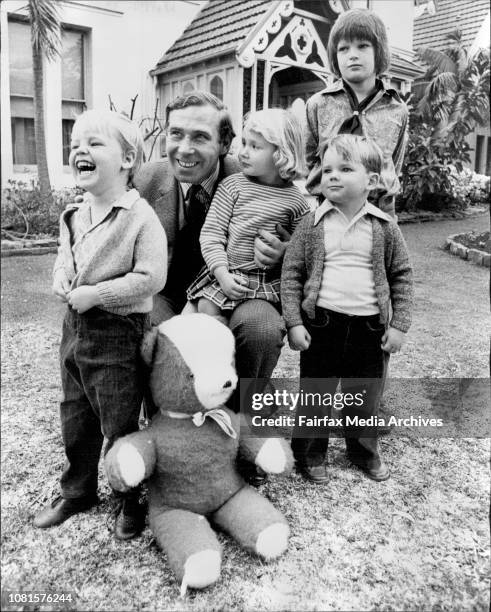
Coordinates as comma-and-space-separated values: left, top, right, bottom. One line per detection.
141, 325, 160, 366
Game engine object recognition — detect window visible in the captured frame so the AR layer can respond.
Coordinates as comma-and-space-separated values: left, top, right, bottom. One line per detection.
61, 28, 86, 165
487, 138, 491, 176
475, 135, 484, 173
11, 117, 36, 164
183, 81, 195, 95
9, 19, 36, 165
210, 76, 223, 101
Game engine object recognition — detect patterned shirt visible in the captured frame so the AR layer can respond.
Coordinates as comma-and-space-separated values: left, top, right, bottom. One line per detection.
304, 79, 409, 217
200, 172, 310, 273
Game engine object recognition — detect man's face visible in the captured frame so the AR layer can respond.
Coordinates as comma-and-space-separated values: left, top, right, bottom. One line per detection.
166, 104, 227, 184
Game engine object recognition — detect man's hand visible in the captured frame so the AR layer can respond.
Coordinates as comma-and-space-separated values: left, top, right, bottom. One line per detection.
381, 326, 406, 354
68, 285, 101, 314
214, 267, 249, 300
254, 224, 291, 269
52, 269, 71, 302
288, 325, 311, 351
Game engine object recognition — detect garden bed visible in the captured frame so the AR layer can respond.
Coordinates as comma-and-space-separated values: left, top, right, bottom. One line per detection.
445, 230, 490, 267
1, 235, 58, 257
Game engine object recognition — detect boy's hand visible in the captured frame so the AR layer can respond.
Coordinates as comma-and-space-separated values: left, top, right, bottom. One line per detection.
381, 326, 406, 354
68, 285, 101, 314
214, 267, 249, 300
254, 224, 290, 269
288, 325, 311, 351
52, 269, 70, 302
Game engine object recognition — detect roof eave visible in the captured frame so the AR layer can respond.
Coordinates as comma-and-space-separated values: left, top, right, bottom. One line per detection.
151, 47, 237, 77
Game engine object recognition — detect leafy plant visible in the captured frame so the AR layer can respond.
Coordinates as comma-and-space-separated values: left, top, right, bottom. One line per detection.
449, 168, 490, 203
1, 179, 82, 238
398, 30, 490, 211
396, 121, 471, 212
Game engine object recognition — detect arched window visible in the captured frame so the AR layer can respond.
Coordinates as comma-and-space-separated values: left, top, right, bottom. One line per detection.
210, 75, 223, 101
183, 82, 194, 94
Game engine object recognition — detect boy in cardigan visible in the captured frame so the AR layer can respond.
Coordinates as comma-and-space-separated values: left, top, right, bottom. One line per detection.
281, 134, 413, 484
33, 110, 167, 538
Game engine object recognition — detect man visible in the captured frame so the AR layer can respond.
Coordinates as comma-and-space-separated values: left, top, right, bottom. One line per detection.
134, 92, 288, 482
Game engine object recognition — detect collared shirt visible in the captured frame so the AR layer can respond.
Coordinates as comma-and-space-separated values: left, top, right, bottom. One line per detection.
70, 189, 140, 273
315, 200, 391, 316
178, 162, 220, 229
180, 163, 220, 200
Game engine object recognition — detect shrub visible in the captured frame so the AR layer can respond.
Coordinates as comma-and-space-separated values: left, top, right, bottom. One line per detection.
396, 123, 469, 212
449, 168, 490, 205
1, 179, 82, 237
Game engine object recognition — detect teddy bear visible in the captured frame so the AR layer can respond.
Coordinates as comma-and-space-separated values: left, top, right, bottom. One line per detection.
105, 313, 294, 592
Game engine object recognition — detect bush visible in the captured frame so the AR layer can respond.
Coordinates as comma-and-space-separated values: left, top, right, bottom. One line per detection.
396, 122, 474, 213
1, 179, 82, 238
449, 168, 490, 205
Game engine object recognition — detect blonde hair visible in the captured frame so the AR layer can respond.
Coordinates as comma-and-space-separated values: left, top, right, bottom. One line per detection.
72, 109, 144, 184
322, 134, 384, 175
243, 109, 306, 180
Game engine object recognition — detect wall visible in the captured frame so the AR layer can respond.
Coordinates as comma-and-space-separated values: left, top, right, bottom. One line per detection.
157, 61, 245, 156
1, 0, 203, 189
348, 0, 415, 52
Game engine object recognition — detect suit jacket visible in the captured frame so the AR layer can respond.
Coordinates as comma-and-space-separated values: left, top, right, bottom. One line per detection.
134, 156, 240, 274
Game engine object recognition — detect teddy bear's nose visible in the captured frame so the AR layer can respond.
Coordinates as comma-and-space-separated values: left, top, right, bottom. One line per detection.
223, 380, 232, 389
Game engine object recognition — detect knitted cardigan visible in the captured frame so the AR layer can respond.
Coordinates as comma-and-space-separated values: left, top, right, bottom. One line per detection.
281, 209, 413, 332
55, 190, 168, 315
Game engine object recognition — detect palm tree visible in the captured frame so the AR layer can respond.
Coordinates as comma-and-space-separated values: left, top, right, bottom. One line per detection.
28, 0, 61, 204
415, 29, 490, 147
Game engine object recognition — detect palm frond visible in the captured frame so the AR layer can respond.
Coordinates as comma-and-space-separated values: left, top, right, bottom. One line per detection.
28, 0, 60, 60
416, 72, 458, 120
445, 29, 464, 46
417, 47, 457, 76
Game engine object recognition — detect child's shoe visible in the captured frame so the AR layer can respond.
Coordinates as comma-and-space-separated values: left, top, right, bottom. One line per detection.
298, 463, 329, 484
33, 495, 98, 528
352, 461, 390, 482
113, 495, 145, 540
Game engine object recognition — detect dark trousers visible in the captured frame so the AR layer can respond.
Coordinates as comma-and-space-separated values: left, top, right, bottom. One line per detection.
291, 307, 386, 471
59, 307, 150, 499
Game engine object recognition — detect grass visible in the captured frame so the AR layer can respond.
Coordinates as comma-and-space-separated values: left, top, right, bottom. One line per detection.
1, 214, 490, 611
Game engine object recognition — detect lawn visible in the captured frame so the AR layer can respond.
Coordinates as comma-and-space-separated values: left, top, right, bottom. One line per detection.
1, 214, 490, 611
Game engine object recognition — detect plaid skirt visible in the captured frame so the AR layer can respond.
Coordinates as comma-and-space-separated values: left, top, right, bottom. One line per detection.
187, 267, 280, 310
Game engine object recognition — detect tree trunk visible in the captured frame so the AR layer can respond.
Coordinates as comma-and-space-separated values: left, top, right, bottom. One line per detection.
32, 46, 53, 206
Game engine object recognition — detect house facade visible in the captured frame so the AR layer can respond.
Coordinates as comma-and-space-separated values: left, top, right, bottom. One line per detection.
151, 0, 423, 155
0, 0, 203, 189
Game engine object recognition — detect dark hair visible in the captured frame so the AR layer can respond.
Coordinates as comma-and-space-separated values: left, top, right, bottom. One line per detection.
327, 9, 390, 78
165, 91, 235, 154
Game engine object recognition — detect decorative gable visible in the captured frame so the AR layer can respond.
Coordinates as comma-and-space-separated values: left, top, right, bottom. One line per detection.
236, 2, 329, 73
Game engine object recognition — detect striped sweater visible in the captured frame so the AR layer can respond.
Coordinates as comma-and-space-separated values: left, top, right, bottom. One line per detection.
200, 172, 310, 273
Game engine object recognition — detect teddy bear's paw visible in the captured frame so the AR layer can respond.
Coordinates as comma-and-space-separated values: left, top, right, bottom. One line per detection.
182, 550, 221, 591
116, 443, 146, 487
255, 439, 288, 474
255, 523, 289, 560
